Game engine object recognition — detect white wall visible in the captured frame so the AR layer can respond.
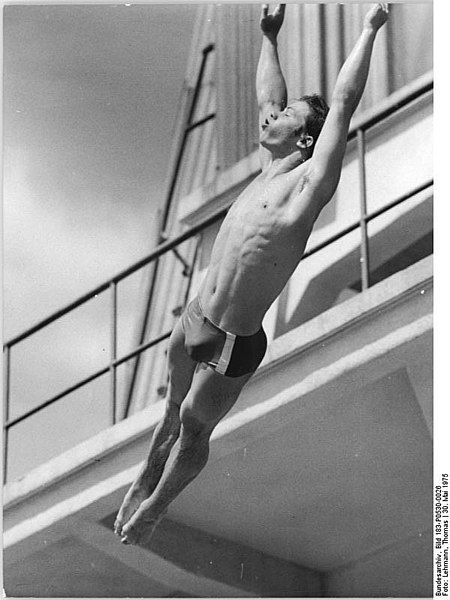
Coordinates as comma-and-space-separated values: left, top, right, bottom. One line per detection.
325, 530, 433, 597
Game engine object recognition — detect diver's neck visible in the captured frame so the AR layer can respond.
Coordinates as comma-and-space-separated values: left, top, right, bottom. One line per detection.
268, 149, 306, 172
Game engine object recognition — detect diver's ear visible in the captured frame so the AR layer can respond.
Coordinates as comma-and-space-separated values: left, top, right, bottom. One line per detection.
296, 135, 314, 149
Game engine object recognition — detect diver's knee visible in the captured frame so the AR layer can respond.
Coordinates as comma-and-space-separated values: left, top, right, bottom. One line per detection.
179, 403, 211, 437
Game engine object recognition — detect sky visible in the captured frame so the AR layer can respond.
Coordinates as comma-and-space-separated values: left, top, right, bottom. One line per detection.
3, 3, 198, 478
4, 3, 197, 338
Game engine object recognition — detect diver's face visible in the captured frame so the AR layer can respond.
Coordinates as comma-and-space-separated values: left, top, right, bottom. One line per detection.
260, 101, 310, 150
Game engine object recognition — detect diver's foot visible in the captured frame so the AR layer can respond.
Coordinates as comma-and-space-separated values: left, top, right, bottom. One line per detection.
120, 508, 167, 546
114, 481, 151, 538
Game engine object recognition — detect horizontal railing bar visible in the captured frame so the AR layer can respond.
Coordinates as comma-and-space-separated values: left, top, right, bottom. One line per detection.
366, 179, 433, 223
5, 365, 110, 430
4, 205, 229, 350
111, 205, 228, 282
113, 330, 172, 368
302, 179, 433, 260
4, 283, 111, 349
302, 221, 360, 260
5, 330, 174, 430
348, 71, 433, 140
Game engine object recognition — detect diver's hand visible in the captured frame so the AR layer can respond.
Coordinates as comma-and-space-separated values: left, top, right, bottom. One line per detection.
363, 3, 389, 33
260, 4, 286, 41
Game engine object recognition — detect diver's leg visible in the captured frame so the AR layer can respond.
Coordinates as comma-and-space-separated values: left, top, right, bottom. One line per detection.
114, 319, 196, 536
120, 364, 252, 545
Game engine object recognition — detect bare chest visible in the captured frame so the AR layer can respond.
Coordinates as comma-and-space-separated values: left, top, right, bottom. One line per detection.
226, 169, 312, 233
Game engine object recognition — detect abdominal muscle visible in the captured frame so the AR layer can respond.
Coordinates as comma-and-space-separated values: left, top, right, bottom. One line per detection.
198, 176, 316, 336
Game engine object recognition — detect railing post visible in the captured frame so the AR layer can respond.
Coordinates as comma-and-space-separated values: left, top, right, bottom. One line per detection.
3, 345, 11, 483
357, 128, 371, 290
109, 282, 118, 425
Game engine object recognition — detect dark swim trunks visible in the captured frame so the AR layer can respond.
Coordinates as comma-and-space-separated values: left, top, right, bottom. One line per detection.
180, 296, 267, 378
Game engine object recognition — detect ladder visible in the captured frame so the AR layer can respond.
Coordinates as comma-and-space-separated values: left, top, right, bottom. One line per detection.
122, 43, 216, 418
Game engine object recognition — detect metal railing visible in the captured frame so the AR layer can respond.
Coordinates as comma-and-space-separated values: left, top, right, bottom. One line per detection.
2, 72, 433, 483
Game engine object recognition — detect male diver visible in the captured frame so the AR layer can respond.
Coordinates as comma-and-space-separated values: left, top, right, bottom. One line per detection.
115, 3, 389, 545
